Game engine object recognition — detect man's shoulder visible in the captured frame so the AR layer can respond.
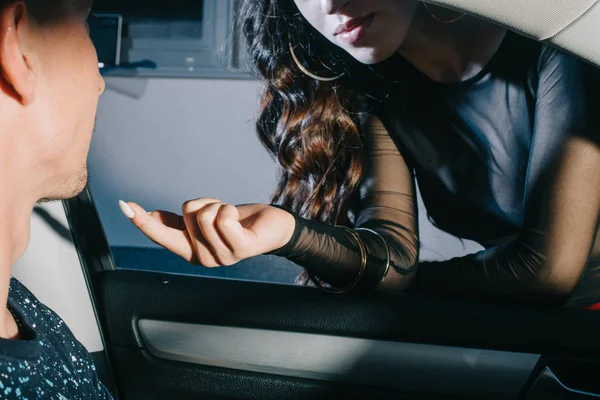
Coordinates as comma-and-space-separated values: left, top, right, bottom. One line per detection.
3, 278, 114, 399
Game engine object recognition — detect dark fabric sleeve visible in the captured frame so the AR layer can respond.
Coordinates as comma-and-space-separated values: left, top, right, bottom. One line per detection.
270, 115, 419, 290
412, 47, 600, 307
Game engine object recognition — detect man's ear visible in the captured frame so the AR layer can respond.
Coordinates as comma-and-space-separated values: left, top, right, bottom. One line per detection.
0, 2, 36, 106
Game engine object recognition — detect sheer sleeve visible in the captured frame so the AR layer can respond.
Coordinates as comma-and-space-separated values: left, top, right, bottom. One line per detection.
411, 48, 600, 306
270, 115, 419, 291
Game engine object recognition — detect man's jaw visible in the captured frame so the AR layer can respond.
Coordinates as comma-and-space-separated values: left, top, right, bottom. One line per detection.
37, 164, 89, 204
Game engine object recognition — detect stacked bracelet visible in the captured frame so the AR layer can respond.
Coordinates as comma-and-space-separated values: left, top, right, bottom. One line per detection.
355, 227, 391, 283
309, 226, 393, 293
308, 226, 367, 294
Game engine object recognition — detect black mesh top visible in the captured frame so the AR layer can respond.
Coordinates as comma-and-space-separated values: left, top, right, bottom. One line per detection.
272, 32, 600, 308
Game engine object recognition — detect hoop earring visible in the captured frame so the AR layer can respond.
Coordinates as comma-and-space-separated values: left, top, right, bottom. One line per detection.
422, 2, 466, 24
289, 44, 345, 82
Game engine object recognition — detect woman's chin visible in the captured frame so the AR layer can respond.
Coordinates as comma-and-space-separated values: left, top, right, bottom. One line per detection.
347, 46, 398, 65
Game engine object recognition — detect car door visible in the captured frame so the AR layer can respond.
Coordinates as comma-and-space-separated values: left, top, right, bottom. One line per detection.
65, 0, 600, 398
64, 186, 600, 400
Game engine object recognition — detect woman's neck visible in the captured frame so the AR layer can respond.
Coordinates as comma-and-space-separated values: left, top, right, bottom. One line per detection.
398, 4, 507, 83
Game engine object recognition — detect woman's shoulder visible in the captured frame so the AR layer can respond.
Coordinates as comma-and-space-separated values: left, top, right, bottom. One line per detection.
531, 38, 600, 94
537, 42, 580, 70
512, 31, 593, 79
493, 32, 599, 94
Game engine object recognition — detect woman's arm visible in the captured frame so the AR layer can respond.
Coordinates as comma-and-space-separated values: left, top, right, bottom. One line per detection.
119, 114, 418, 290
413, 137, 600, 305
412, 48, 600, 306
271, 115, 420, 291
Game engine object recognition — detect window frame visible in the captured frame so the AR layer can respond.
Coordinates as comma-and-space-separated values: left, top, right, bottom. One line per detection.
96, 0, 251, 80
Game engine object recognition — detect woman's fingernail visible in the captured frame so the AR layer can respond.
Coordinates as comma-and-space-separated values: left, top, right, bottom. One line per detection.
119, 200, 135, 219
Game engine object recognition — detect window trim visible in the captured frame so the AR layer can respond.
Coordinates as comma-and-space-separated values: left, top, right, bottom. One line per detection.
63, 187, 117, 275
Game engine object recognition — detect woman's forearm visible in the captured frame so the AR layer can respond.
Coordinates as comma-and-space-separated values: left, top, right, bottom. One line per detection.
271, 210, 417, 290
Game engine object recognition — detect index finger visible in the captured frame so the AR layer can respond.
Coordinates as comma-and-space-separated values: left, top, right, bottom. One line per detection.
120, 201, 197, 263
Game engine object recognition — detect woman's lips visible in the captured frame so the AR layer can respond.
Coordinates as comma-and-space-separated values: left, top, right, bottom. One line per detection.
334, 14, 374, 45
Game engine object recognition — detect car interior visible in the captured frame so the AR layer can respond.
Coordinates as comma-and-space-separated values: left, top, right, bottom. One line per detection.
13, 0, 600, 399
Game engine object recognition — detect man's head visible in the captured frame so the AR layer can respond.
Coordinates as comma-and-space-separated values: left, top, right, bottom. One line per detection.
0, 0, 104, 203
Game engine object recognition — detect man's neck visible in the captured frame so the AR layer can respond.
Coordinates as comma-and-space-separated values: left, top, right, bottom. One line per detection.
399, 6, 507, 83
0, 235, 19, 340
0, 195, 34, 339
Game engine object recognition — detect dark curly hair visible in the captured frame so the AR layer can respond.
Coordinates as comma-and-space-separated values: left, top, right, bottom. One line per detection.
239, 0, 371, 227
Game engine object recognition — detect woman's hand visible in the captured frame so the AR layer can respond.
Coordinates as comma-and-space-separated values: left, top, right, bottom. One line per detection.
118, 199, 296, 267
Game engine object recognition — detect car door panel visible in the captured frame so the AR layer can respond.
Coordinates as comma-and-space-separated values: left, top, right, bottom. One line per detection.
84, 263, 600, 400
96, 270, 543, 399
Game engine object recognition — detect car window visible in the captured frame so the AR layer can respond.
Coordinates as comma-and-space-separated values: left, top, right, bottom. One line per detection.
87, 0, 479, 285
89, 75, 305, 283
87, 0, 600, 307
88, 76, 483, 286
87, 0, 302, 284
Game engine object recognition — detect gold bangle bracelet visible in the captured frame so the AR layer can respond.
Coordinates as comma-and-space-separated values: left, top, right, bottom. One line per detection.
355, 227, 391, 283
309, 226, 367, 294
